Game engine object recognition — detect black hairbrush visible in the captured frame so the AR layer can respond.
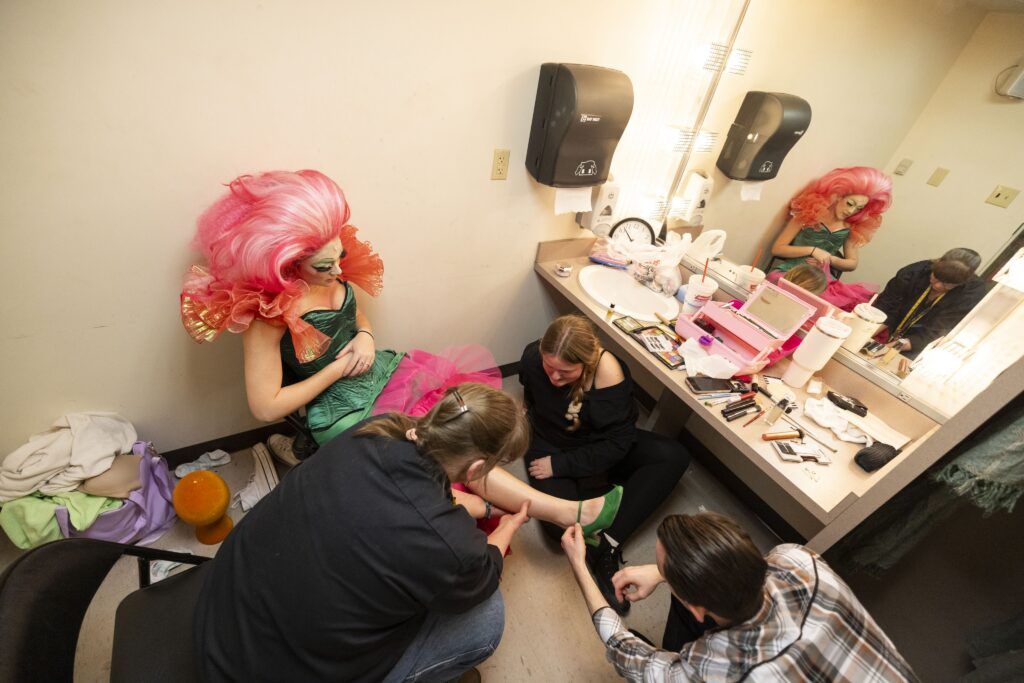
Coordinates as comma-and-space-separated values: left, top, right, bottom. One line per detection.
854, 442, 899, 472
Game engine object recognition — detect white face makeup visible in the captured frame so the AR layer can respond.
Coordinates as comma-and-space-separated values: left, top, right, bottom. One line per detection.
835, 194, 869, 221
297, 237, 345, 287
541, 353, 584, 387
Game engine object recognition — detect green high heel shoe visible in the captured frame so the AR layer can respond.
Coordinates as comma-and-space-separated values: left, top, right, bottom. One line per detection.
577, 485, 623, 547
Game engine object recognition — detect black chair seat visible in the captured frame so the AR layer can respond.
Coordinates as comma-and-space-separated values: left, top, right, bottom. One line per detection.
111, 561, 211, 682
0, 538, 211, 683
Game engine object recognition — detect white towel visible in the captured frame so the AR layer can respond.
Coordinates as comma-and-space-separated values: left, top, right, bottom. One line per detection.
0, 412, 136, 502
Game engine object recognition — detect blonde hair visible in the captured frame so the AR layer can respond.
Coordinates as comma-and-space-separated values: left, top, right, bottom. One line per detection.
539, 315, 602, 432
356, 383, 529, 481
783, 264, 828, 295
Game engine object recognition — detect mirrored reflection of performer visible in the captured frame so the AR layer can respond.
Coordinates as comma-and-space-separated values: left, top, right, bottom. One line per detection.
769, 166, 893, 279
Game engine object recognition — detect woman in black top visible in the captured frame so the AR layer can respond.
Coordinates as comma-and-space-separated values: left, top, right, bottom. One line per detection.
520, 315, 691, 614
195, 383, 534, 682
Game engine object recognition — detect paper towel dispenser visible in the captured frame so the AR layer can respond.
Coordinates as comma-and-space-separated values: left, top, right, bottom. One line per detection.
526, 63, 634, 187
716, 91, 811, 181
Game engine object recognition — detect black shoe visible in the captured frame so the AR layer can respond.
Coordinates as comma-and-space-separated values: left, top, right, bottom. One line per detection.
586, 535, 630, 615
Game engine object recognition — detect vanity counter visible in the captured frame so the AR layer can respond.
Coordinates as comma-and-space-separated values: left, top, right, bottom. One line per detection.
533, 238, 997, 551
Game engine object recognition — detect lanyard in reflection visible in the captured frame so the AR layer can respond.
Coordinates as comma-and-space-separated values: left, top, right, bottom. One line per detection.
893, 286, 944, 338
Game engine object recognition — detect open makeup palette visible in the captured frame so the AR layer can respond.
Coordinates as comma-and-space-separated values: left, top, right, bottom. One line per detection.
675, 282, 816, 375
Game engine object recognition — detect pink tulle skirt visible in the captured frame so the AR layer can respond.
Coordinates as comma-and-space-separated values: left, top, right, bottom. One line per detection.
372, 345, 503, 417
372, 345, 507, 543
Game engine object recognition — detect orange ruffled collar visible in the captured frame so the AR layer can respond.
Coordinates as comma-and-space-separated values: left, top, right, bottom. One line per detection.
180, 225, 384, 363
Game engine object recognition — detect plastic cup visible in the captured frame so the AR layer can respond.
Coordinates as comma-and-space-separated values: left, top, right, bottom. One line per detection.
736, 267, 765, 293
841, 303, 887, 352
682, 274, 719, 315
784, 317, 851, 388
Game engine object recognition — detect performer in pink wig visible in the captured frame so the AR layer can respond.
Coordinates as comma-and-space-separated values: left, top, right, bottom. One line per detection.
769, 166, 893, 280
181, 169, 499, 446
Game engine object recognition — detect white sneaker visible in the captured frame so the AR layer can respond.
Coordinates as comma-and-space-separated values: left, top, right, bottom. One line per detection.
267, 433, 300, 467
233, 443, 280, 512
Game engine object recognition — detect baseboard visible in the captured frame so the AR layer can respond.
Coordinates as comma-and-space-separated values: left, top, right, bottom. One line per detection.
161, 422, 296, 469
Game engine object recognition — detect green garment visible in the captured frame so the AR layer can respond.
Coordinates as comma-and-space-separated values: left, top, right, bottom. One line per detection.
280, 282, 403, 444
0, 492, 122, 549
932, 394, 1024, 514
773, 224, 850, 274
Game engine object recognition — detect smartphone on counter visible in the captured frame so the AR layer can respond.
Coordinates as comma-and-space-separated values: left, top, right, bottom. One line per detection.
685, 376, 747, 395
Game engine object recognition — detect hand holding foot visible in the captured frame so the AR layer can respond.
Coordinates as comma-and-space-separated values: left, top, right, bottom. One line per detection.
487, 501, 530, 555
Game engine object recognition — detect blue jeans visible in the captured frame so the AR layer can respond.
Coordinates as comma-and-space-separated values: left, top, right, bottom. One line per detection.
383, 589, 505, 682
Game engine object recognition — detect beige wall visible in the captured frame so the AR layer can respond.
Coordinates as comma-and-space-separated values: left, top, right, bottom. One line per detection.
858, 12, 1024, 285
691, 0, 986, 267
0, 0, 742, 453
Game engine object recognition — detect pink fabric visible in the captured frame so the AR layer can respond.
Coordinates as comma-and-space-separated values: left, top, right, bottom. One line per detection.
768, 264, 877, 312
818, 263, 879, 312
372, 345, 502, 417
373, 345, 506, 548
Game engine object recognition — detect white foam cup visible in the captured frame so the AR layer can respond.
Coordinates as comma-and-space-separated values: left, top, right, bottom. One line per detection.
736, 267, 765, 293
682, 274, 719, 315
841, 303, 887, 352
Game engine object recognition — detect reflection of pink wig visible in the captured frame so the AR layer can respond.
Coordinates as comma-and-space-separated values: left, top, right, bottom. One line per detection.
181, 170, 383, 361
789, 166, 893, 246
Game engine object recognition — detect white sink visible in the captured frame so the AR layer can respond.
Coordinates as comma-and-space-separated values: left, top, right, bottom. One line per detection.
577, 265, 680, 322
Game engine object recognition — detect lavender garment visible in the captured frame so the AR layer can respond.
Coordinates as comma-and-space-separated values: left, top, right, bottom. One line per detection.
54, 442, 177, 545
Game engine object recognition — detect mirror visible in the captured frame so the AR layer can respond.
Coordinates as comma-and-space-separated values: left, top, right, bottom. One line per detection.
674, 9, 1024, 420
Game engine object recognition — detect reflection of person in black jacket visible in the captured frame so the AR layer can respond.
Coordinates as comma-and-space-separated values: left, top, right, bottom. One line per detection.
520, 315, 691, 615
873, 248, 988, 358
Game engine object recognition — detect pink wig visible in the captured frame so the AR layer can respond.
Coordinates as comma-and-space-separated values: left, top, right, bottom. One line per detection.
181, 170, 383, 361
789, 166, 893, 246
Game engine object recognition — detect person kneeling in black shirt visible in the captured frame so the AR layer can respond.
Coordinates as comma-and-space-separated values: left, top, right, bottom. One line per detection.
194, 383, 532, 682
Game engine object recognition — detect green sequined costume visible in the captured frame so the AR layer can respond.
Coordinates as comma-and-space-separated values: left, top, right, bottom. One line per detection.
280, 283, 403, 444
772, 224, 850, 274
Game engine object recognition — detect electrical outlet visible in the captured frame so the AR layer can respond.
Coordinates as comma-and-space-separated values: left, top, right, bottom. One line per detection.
985, 185, 1019, 209
491, 148, 510, 180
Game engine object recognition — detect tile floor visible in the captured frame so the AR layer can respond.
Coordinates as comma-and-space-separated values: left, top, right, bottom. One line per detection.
0, 378, 780, 681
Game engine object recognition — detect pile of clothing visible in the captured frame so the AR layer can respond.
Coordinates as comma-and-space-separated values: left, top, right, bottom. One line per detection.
0, 412, 176, 549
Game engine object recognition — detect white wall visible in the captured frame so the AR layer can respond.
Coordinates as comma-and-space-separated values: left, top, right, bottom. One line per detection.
858, 12, 1024, 285
689, 0, 986, 268
0, 0, 743, 454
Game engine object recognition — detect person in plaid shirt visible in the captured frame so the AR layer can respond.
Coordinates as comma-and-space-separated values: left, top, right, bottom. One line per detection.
560, 512, 917, 682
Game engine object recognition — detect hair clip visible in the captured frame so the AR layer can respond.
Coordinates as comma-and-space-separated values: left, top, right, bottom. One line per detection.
443, 389, 471, 423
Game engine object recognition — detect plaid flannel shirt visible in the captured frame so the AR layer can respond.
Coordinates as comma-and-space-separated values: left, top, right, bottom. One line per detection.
593, 544, 917, 682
